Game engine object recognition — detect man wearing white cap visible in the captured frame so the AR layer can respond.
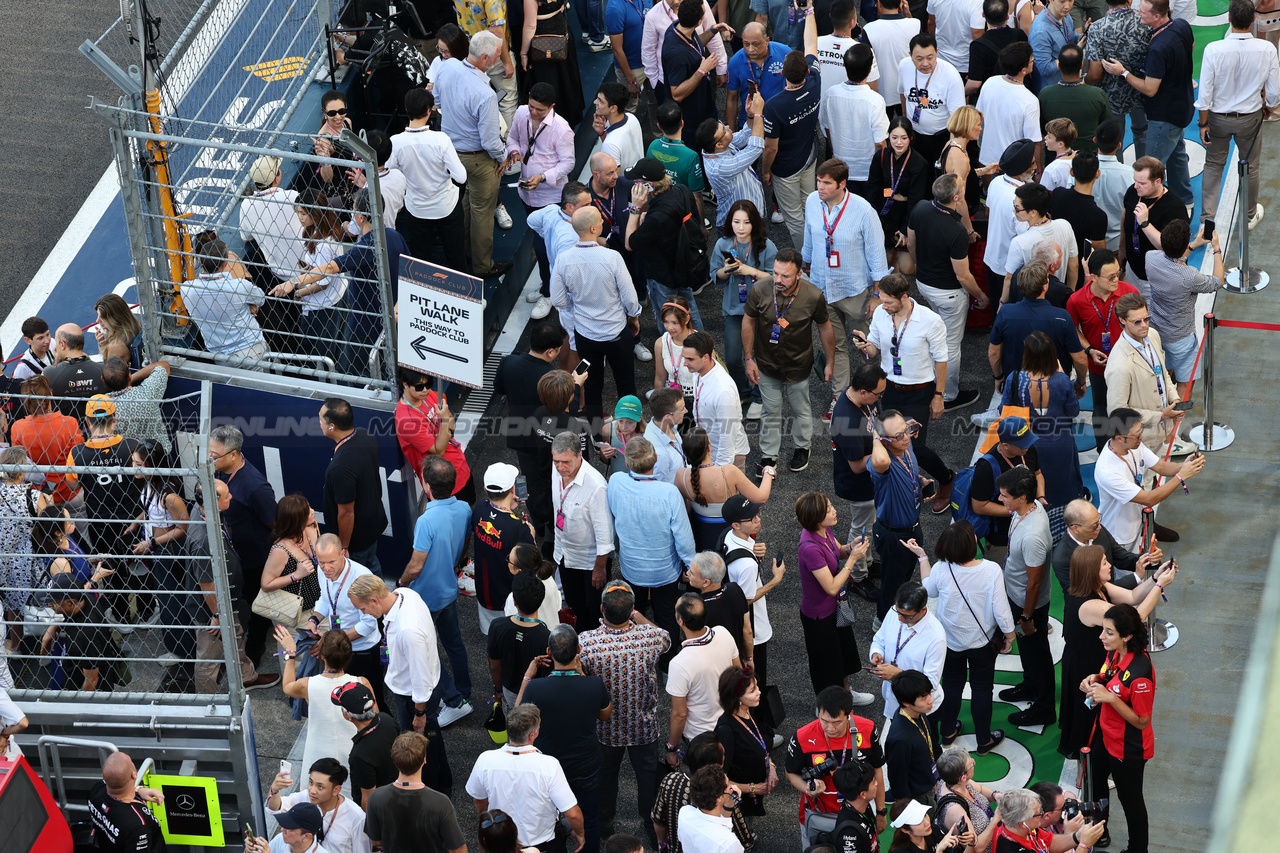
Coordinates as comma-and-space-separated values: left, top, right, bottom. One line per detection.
471, 462, 535, 633
239, 155, 305, 285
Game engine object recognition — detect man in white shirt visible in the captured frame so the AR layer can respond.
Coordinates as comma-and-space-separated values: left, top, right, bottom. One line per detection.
365, 130, 406, 230
720, 497, 785, 694
928, 0, 984, 74
665, 594, 741, 764
865, 0, 921, 116
590, 81, 646, 172
683, 331, 749, 469
387, 88, 469, 273
677, 766, 745, 853
974, 42, 1043, 168
466, 704, 586, 851
1096, 407, 1204, 553
551, 430, 615, 632
239, 155, 303, 282
983, 141, 1035, 303
1002, 182, 1079, 302
1196, 0, 1280, 230
266, 759, 369, 853
307, 534, 383, 704
819, 42, 889, 197
1093, 120, 1132, 251
868, 582, 947, 730
816, 0, 881, 96
898, 33, 967, 168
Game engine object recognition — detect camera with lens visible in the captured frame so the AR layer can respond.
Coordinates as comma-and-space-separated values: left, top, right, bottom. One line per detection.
1062, 797, 1108, 821
799, 757, 840, 784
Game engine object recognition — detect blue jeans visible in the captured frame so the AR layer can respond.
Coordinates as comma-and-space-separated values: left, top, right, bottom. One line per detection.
348, 542, 382, 578
575, 0, 605, 39
1145, 120, 1194, 207
646, 279, 705, 332
566, 767, 602, 853
430, 600, 471, 707
721, 312, 760, 402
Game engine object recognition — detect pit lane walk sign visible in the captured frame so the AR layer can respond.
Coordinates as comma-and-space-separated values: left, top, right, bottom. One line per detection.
144, 772, 224, 846
397, 255, 484, 389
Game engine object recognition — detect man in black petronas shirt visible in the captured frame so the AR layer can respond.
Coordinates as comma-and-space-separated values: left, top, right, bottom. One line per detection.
88, 752, 167, 852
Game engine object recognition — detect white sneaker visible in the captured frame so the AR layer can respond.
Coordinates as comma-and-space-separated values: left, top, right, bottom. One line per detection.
457, 573, 476, 596
157, 652, 181, 668
587, 36, 611, 52
850, 690, 876, 706
461, 560, 476, 578
438, 700, 474, 727
504, 161, 522, 176
525, 288, 544, 303
495, 204, 514, 230
771, 208, 785, 224
1169, 438, 1196, 456
634, 342, 654, 361
531, 296, 552, 320
1250, 204, 1265, 231
971, 405, 1001, 427
745, 402, 762, 419
771, 733, 785, 749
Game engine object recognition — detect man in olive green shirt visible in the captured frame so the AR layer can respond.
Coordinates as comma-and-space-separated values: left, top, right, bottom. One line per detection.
1038, 44, 1112, 153
742, 248, 835, 475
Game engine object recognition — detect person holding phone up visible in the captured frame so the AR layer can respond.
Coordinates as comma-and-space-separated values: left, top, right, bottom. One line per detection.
1143, 218, 1223, 402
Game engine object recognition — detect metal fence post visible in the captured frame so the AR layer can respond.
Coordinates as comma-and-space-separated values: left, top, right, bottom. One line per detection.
1140, 507, 1178, 652
1225, 158, 1270, 293
1189, 313, 1235, 451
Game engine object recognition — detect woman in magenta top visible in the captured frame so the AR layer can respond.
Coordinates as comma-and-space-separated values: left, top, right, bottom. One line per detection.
796, 491, 872, 696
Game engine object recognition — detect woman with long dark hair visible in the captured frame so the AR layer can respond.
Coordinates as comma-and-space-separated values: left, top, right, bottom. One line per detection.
1059, 545, 1173, 758
711, 199, 778, 410
270, 189, 349, 368
870, 118, 930, 275
1002, 329, 1083, 511
1082, 603, 1157, 853
127, 440, 191, 659
674, 427, 774, 552
260, 494, 322, 614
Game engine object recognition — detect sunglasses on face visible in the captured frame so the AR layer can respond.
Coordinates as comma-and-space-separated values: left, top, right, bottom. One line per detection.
409, 382, 430, 391
325, 108, 348, 117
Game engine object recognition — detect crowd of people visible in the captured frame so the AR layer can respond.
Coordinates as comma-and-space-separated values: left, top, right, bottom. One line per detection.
1, 0, 1274, 849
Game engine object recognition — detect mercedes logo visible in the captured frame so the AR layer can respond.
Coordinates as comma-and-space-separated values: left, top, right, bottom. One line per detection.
176, 794, 197, 811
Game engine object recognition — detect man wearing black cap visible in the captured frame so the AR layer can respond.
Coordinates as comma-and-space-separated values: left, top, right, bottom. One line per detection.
984, 140, 1038, 308
333, 682, 400, 807
624, 156, 707, 332
245, 801, 326, 852
720, 495, 785, 693
40, 572, 119, 693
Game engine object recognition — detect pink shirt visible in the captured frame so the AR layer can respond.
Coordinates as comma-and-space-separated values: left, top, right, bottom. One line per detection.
507, 106, 577, 208
642, 0, 728, 84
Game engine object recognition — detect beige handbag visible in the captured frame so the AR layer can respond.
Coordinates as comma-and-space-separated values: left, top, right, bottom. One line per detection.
251, 587, 312, 629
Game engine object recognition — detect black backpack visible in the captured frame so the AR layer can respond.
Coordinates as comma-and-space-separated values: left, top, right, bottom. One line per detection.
660, 185, 709, 289
805, 804, 874, 853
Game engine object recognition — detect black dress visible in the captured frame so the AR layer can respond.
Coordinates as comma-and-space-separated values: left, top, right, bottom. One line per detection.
512, 0, 586, 128
1058, 588, 1109, 756
936, 139, 981, 216
714, 708, 775, 816
869, 147, 930, 251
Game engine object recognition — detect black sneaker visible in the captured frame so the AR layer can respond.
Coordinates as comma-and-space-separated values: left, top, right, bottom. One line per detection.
789, 448, 810, 472
999, 682, 1032, 702
943, 388, 983, 412
1008, 706, 1056, 727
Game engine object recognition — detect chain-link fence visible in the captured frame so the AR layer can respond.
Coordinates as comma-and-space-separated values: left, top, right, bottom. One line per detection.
0, 386, 246, 706
94, 100, 397, 391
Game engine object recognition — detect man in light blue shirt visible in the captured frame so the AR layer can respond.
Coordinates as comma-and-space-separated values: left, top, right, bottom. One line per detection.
696, 91, 766, 232
432, 31, 511, 278
1092, 119, 1131, 251
183, 239, 268, 360
642, 388, 687, 482
1029, 0, 1080, 90
309, 533, 384, 700
606, 435, 695, 668
401, 457, 475, 725
801, 159, 890, 402
526, 181, 593, 322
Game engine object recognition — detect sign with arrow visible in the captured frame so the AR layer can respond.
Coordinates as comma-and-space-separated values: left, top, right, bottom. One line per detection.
397, 255, 484, 389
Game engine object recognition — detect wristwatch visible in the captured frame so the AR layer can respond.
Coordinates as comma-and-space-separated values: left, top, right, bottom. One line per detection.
414, 707, 427, 717
877, 807, 888, 816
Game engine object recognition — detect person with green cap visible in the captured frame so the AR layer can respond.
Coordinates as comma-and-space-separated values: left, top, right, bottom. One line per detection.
600, 395, 644, 478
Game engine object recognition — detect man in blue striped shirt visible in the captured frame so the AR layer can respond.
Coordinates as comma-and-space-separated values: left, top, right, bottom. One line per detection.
696, 90, 767, 233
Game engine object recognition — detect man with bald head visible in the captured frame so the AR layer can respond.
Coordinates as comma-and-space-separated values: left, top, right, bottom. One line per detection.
307, 533, 384, 701
726, 20, 790, 129
89, 752, 167, 852
550, 205, 643, 419
1051, 498, 1159, 591
43, 322, 106, 420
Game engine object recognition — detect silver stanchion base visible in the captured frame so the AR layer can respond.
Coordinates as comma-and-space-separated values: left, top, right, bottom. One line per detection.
1188, 422, 1236, 451
1148, 617, 1178, 653
1224, 267, 1270, 293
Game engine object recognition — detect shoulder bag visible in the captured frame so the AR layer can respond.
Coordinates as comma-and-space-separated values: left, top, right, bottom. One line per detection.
529, 0, 569, 63
252, 586, 311, 629
946, 562, 1006, 655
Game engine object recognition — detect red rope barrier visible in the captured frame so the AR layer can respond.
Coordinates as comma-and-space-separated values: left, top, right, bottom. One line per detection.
1214, 319, 1280, 332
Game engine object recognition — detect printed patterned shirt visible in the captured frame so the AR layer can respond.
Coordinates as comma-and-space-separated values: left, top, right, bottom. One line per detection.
1082, 7, 1151, 116
454, 0, 506, 37
578, 622, 671, 746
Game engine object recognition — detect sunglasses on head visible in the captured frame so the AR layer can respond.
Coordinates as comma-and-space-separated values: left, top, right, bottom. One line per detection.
480, 813, 510, 830
325, 107, 348, 117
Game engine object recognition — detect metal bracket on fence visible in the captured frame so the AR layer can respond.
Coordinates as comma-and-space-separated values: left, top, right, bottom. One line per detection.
1225, 159, 1270, 294
1188, 313, 1236, 451
1140, 507, 1178, 653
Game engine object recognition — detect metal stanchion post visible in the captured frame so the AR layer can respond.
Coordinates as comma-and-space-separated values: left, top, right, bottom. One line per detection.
1225, 158, 1270, 293
1188, 313, 1235, 450
1140, 507, 1178, 652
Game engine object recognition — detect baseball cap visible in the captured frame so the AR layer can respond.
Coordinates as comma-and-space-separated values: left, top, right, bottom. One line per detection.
722, 494, 762, 525
330, 681, 375, 715
890, 799, 930, 829
996, 416, 1038, 449
275, 802, 324, 836
250, 155, 282, 187
85, 395, 116, 420
484, 462, 520, 494
614, 395, 643, 423
624, 157, 666, 183
999, 139, 1036, 178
